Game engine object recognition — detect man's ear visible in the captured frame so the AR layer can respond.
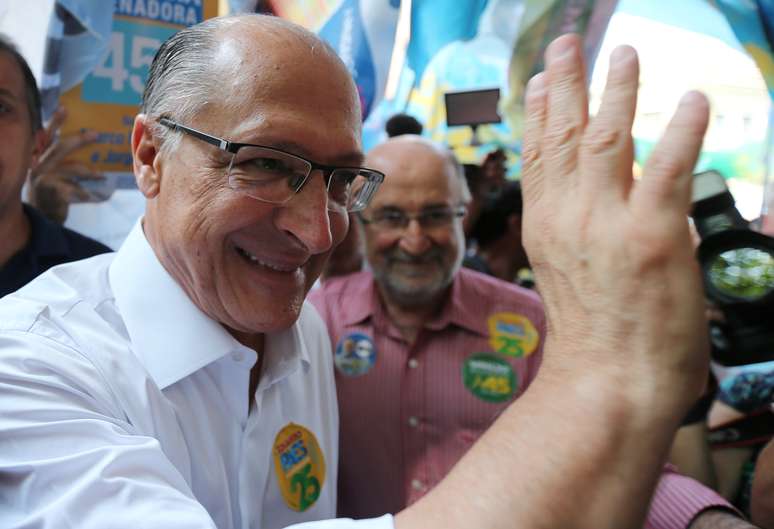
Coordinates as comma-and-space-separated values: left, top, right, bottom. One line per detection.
132, 114, 162, 198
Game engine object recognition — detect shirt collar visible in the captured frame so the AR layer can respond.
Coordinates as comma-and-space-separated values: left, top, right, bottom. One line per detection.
342, 269, 488, 338
261, 314, 311, 390
109, 220, 245, 389
424, 269, 488, 337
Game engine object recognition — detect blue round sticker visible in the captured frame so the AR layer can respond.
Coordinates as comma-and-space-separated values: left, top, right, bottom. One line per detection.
335, 333, 376, 376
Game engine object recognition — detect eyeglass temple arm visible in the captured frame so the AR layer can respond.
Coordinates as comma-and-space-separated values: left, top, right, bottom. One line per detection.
158, 118, 232, 152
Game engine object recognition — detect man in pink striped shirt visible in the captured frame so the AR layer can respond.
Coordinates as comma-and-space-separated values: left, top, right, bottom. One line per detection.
309, 135, 752, 528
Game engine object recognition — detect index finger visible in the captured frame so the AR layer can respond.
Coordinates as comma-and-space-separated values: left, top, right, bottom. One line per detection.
521, 72, 547, 202
45, 107, 67, 138
36, 130, 100, 170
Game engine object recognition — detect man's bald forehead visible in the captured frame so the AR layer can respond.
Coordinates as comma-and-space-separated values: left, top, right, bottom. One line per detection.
211, 14, 340, 63
367, 136, 449, 164
198, 15, 361, 132
366, 136, 460, 178
366, 135, 470, 202
207, 16, 345, 91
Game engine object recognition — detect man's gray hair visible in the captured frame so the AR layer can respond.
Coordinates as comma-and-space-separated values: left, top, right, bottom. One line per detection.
141, 14, 339, 154
141, 16, 227, 153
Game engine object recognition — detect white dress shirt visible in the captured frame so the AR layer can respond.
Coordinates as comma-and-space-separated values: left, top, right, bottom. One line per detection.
0, 222, 392, 529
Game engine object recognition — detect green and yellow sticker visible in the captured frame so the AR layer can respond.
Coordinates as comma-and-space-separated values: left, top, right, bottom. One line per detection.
487, 312, 539, 358
462, 353, 517, 402
272, 423, 326, 512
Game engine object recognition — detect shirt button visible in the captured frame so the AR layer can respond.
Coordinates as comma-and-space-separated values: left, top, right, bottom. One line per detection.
408, 358, 419, 369
411, 479, 424, 491
408, 416, 419, 428
232, 351, 244, 362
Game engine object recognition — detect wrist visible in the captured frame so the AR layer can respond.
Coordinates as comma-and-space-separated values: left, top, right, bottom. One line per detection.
538, 334, 707, 421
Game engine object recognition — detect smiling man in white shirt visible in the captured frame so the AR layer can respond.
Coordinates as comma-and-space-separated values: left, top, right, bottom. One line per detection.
0, 13, 720, 529
0, 15, 373, 529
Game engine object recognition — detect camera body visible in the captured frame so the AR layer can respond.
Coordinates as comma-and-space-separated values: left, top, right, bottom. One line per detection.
690, 170, 774, 366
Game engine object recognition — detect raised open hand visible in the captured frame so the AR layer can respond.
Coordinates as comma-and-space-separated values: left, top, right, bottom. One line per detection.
521, 34, 710, 417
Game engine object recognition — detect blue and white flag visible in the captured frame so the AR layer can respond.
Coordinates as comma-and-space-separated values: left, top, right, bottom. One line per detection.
318, 0, 400, 120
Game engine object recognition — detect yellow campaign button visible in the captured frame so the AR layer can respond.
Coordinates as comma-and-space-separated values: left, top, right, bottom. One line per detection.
272, 423, 326, 512
487, 312, 539, 358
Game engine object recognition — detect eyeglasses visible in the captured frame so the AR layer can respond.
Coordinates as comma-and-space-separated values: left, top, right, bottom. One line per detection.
158, 118, 384, 213
359, 205, 466, 231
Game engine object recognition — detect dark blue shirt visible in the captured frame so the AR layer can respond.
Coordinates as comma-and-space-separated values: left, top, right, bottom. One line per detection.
0, 204, 111, 298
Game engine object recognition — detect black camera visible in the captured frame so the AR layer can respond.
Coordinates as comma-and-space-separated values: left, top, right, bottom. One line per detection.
690, 170, 774, 366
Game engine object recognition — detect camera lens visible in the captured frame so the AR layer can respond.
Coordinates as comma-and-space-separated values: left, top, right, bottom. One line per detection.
699, 229, 774, 306
690, 170, 774, 365
707, 246, 774, 302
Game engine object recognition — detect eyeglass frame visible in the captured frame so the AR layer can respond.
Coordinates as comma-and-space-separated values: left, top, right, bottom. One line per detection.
358, 204, 467, 231
157, 117, 385, 212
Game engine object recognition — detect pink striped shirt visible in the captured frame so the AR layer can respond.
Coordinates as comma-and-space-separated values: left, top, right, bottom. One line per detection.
309, 268, 734, 527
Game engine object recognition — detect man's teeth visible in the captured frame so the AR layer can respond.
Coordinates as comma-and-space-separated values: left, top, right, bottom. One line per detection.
236, 247, 297, 272
238, 246, 259, 262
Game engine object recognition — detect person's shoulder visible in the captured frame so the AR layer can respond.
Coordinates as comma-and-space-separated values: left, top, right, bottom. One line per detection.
0, 253, 135, 405
307, 271, 374, 333
458, 267, 542, 309
0, 253, 116, 337
0, 279, 126, 419
25, 203, 111, 260
309, 270, 373, 306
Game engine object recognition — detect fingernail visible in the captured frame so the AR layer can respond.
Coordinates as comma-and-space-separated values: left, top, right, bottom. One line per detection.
546, 34, 578, 65
679, 91, 707, 107
610, 45, 635, 66
526, 73, 546, 97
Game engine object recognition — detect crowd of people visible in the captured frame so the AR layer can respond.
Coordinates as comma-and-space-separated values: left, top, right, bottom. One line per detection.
0, 12, 772, 529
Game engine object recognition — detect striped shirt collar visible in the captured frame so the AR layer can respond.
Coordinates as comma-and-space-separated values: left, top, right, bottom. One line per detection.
339, 269, 489, 338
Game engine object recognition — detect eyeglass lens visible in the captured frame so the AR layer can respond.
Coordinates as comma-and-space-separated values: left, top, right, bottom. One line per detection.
227, 145, 376, 212
369, 207, 463, 230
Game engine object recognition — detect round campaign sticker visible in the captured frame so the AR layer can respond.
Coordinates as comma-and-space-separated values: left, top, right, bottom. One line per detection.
487, 312, 539, 358
462, 353, 517, 403
334, 332, 376, 376
272, 423, 326, 512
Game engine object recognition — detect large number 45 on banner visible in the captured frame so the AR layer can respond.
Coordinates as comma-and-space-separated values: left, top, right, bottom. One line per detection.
82, 18, 176, 106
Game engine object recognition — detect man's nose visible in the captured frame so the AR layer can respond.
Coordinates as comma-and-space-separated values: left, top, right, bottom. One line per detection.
275, 170, 335, 254
397, 218, 432, 255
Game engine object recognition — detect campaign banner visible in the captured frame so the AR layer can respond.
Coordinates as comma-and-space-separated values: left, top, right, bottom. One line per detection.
317, 0, 400, 120
57, 0, 218, 181
47, 0, 217, 249
405, 0, 489, 83
503, 0, 619, 139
